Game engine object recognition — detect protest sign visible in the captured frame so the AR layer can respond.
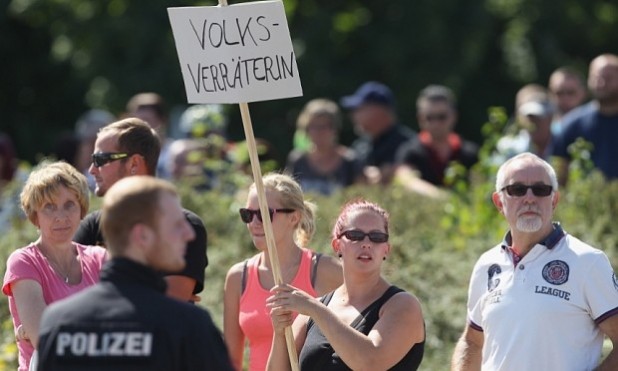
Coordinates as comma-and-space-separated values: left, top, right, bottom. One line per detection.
168, 0, 303, 104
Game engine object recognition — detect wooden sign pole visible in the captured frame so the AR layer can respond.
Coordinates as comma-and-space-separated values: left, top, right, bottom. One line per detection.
238, 102, 300, 371
213, 1, 299, 369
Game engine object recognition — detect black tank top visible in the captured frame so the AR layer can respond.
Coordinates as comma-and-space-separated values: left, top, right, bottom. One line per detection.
299, 285, 425, 370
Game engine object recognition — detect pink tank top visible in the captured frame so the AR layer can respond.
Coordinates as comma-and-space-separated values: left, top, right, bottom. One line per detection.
238, 248, 318, 371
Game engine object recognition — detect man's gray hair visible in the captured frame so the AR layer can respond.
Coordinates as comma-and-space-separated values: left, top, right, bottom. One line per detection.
495, 152, 559, 192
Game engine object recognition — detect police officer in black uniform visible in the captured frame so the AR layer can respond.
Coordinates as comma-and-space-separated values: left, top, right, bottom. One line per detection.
38, 176, 233, 371
73, 118, 207, 302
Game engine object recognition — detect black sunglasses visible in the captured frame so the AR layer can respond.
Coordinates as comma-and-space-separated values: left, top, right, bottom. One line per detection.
337, 230, 389, 243
500, 183, 553, 197
425, 113, 449, 122
239, 208, 295, 223
92, 152, 131, 168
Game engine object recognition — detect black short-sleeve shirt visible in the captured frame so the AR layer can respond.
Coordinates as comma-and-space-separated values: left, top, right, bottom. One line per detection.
74, 209, 208, 294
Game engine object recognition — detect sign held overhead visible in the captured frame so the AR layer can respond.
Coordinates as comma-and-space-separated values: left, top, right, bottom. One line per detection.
168, 0, 303, 104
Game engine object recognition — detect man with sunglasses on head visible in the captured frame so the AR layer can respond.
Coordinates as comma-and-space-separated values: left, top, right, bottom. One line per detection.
394, 84, 478, 198
452, 152, 618, 371
73, 118, 208, 302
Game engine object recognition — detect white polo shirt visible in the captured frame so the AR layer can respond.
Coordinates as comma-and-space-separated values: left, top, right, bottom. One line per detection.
467, 224, 618, 371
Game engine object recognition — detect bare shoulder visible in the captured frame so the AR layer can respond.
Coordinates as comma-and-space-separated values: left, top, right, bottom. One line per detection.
381, 290, 423, 323
224, 260, 247, 290
314, 255, 343, 295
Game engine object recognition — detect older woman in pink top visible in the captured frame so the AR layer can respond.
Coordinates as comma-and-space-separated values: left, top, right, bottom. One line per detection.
224, 173, 342, 371
2, 161, 107, 371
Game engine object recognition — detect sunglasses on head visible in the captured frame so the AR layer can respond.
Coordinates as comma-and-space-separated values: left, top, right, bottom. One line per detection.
337, 230, 389, 243
92, 152, 131, 168
500, 183, 553, 197
239, 208, 295, 223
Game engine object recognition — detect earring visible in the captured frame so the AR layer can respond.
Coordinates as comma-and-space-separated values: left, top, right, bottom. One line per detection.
338, 253, 342, 258
383, 256, 386, 261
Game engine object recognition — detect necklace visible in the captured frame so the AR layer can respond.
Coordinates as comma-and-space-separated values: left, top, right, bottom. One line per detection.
38, 243, 76, 284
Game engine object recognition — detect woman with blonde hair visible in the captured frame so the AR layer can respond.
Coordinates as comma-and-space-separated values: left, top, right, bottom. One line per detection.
224, 172, 342, 371
2, 161, 107, 371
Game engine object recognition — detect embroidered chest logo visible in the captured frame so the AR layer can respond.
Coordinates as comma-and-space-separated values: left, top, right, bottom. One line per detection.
613, 273, 618, 292
487, 264, 502, 291
542, 260, 569, 285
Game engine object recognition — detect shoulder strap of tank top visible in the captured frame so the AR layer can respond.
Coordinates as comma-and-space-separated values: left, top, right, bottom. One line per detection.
241, 259, 250, 294
373, 286, 404, 309
310, 252, 322, 288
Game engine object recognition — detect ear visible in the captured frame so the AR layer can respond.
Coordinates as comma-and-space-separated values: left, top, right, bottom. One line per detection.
552, 190, 560, 209
417, 112, 427, 130
331, 238, 340, 255
290, 210, 301, 226
492, 191, 504, 213
130, 223, 155, 250
128, 153, 143, 175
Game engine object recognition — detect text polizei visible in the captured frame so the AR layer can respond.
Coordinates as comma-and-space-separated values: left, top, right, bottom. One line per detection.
56, 331, 153, 357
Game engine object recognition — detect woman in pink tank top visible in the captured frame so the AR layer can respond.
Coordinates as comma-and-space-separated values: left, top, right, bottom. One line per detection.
223, 173, 342, 371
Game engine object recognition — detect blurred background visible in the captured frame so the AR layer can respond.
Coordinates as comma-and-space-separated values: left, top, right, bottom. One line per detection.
1, 0, 617, 166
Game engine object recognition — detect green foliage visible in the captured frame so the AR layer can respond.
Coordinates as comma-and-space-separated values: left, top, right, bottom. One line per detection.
1, 172, 618, 369
3, 0, 618, 165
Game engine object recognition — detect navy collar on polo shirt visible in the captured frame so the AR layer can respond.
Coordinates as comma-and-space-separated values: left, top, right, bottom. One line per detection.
500, 222, 566, 251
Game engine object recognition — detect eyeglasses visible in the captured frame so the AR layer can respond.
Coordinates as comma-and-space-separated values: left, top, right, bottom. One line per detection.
239, 208, 295, 223
337, 230, 389, 243
425, 113, 449, 122
500, 184, 553, 197
92, 152, 131, 168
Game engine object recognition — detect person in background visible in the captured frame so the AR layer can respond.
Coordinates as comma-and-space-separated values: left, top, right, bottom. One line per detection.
167, 104, 234, 191
125, 92, 173, 179
223, 173, 342, 371
451, 152, 618, 371
341, 81, 415, 185
494, 84, 555, 162
286, 98, 363, 196
394, 85, 478, 197
37, 176, 233, 371
2, 161, 107, 371
73, 118, 208, 302
548, 66, 588, 132
553, 53, 618, 184
0, 133, 26, 232
266, 199, 425, 371
73, 109, 116, 189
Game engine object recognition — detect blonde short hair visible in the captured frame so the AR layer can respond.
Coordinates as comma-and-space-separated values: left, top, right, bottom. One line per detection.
20, 161, 90, 225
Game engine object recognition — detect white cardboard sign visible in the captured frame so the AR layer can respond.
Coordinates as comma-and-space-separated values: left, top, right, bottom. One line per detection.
168, 0, 303, 104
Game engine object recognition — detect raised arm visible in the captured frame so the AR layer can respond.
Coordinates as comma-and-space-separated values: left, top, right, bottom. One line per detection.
451, 324, 484, 371
269, 284, 423, 370
223, 263, 245, 371
266, 308, 308, 371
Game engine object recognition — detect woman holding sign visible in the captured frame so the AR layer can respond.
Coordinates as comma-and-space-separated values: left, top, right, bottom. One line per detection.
266, 199, 425, 370
223, 173, 342, 371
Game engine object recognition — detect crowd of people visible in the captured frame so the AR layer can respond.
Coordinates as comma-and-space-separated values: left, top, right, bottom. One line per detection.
0, 52, 617, 370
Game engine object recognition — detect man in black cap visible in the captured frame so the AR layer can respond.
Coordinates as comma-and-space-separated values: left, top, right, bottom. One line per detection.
341, 81, 415, 184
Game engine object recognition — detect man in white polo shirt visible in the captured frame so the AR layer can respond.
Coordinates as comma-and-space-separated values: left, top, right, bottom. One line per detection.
451, 152, 618, 371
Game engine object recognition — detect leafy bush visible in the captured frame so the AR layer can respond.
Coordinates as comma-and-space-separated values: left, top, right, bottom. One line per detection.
1, 158, 617, 370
